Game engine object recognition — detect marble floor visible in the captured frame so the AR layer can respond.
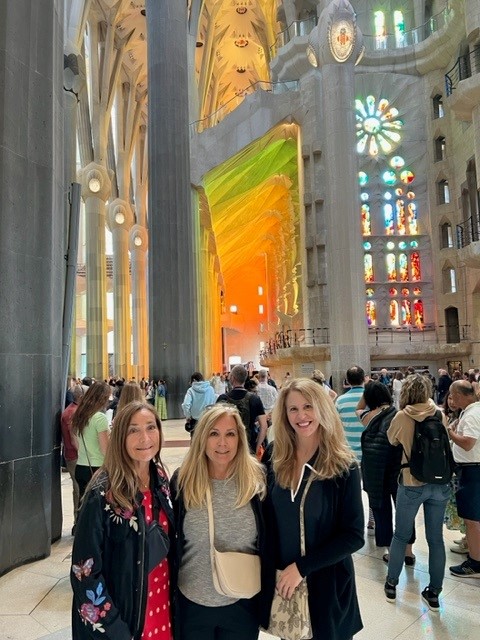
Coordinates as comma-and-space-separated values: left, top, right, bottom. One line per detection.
1, 418, 479, 640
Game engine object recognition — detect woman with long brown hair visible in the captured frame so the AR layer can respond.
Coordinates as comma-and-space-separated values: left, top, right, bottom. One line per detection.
71, 401, 174, 640
72, 380, 111, 502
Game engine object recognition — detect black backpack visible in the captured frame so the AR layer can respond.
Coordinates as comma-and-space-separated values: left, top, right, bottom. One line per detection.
224, 392, 252, 431
402, 410, 455, 484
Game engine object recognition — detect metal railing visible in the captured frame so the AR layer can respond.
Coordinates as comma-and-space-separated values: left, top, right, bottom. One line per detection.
456, 215, 480, 248
446, 46, 480, 96
259, 322, 470, 359
270, 6, 452, 56
189, 80, 299, 133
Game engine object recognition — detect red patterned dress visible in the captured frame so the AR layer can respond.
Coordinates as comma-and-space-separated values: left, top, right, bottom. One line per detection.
141, 489, 172, 640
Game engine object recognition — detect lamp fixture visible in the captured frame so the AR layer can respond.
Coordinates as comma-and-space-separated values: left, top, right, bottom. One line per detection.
88, 177, 101, 193
134, 236, 142, 247
114, 211, 125, 225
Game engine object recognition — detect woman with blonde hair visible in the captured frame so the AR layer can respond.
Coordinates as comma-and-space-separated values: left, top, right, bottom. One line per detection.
171, 404, 266, 640
263, 378, 364, 640
71, 401, 174, 640
72, 381, 111, 503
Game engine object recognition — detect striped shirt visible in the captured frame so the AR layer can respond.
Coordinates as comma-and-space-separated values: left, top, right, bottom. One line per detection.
335, 387, 365, 460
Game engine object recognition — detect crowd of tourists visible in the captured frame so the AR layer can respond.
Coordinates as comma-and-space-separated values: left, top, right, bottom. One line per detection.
60, 362, 480, 640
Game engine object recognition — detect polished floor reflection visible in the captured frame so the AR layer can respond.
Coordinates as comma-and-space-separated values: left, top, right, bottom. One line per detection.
0, 419, 479, 640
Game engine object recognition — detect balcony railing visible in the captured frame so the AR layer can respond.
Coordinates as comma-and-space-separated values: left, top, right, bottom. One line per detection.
446, 46, 480, 96
259, 322, 470, 359
189, 80, 299, 133
456, 215, 480, 248
270, 6, 452, 56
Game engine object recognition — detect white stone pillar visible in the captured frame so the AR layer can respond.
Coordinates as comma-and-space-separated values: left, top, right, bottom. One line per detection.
130, 225, 149, 378
79, 163, 111, 379
107, 200, 134, 378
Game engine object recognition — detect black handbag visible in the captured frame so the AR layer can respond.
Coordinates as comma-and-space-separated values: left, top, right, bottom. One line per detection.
146, 501, 170, 572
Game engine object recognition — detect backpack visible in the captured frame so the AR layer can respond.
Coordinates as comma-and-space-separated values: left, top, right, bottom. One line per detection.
224, 392, 252, 432
402, 410, 455, 484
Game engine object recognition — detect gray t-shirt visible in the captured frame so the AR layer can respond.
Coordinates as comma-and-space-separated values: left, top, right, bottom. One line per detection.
178, 478, 258, 606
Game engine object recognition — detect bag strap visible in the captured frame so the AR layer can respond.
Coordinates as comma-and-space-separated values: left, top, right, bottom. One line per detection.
206, 484, 216, 550
299, 473, 315, 557
80, 431, 94, 475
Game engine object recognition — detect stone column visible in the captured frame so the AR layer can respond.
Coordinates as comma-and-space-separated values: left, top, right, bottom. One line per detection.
146, 0, 198, 417
311, 0, 370, 389
79, 163, 111, 379
0, 0, 64, 574
130, 225, 149, 378
107, 200, 134, 378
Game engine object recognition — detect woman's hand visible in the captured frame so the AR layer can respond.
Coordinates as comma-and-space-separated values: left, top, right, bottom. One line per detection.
275, 563, 303, 600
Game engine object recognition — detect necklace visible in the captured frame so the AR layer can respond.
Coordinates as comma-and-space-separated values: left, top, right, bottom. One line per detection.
138, 475, 150, 490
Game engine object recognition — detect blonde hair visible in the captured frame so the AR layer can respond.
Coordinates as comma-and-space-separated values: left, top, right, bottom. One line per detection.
271, 378, 356, 489
177, 404, 265, 510
399, 373, 431, 409
90, 401, 166, 511
116, 381, 146, 415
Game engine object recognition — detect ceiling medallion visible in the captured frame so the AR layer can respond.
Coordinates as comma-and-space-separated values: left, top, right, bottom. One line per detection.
196, 41, 204, 47
328, 18, 356, 63
236, 7, 247, 14
234, 37, 249, 48
236, 67, 246, 73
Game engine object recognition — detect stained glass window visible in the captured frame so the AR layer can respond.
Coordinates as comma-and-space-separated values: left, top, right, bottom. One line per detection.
359, 171, 368, 186
374, 11, 386, 49
413, 287, 421, 295
396, 198, 406, 234
387, 241, 395, 250
402, 300, 412, 324
364, 241, 372, 250
356, 96, 403, 156
366, 300, 376, 326
411, 252, 421, 281
384, 204, 394, 235
401, 169, 415, 184
383, 170, 396, 185
398, 241, 407, 250
390, 155, 405, 169
386, 253, 397, 281
389, 287, 397, 295
394, 11, 405, 47
399, 253, 408, 281
364, 254, 374, 282
390, 300, 399, 325
414, 299, 424, 326
366, 288, 374, 297
401, 287, 409, 296
408, 202, 418, 234
361, 192, 369, 201
361, 204, 371, 235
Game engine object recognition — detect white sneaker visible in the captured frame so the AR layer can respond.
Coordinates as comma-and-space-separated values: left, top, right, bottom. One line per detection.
450, 542, 468, 554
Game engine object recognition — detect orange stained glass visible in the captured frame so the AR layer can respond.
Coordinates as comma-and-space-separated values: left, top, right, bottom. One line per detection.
413, 287, 421, 295
414, 299, 424, 326
386, 253, 397, 281
401, 287, 409, 296
390, 300, 399, 325
362, 203, 371, 235
364, 254, 374, 282
411, 252, 421, 281
396, 199, 406, 234
389, 287, 397, 295
408, 202, 418, 234
399, 253, 408, 281
366, 300, 376, 326
401, 300, 412, 324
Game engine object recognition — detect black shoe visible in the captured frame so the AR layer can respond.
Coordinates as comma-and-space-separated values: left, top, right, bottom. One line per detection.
450, 558, 480, 578
384, 580, 396, 602
382, 553, 416, 566
421, 587, 440, 611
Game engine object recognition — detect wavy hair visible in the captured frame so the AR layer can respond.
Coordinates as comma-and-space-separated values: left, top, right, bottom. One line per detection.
399, 373, 431, 409
116, 381, 145, 415
92, 401, 165, 511
177, 404, 266, 510
271, 378, 356, 489
72, 381, 110, 435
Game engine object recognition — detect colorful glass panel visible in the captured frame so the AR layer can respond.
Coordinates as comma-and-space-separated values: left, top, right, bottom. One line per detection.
359, 171, 368, 186
399, 253, 408, 281
390, 155, 405, 169
366, 300, 376, 326
387, 241, 395, 250
390, 300, 399, 325
398, 241, 407, 249
383, 170, 396, 185
396, 199, 406, 234
400, 170, 415, 184
356, 96, 403, 157
386, 253, 397, 281
361, 192, 369, 201
389, 287, 397, 295
411, 252, 421, 281
366, 288, 374, 297
384, 204, 394, 235
408, 202, 418, 234
413, 287, 421, 295
364, 241, 372, 250
414, 299, 424, 326
384, 191, 392, 200
364, 254, 374, 282
401, 287, 409, 296
394, 11, 405, 47
361, 204, 371, 235
410, 240, 419, 248
402, 300, 412, 325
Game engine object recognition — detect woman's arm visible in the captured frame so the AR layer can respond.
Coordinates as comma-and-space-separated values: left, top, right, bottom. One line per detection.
98, 429, 109, 456
71, 490, 132, 639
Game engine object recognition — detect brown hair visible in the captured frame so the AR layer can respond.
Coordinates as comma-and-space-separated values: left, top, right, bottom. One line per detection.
72, 381, 110, 435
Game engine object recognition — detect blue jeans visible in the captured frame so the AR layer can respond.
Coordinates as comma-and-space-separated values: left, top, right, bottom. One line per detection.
387, 482, 450, 592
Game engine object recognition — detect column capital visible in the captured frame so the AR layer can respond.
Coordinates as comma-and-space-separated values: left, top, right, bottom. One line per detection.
129, 224, 149, 252
107, 198, 134, 232
79, 162, 112, 201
